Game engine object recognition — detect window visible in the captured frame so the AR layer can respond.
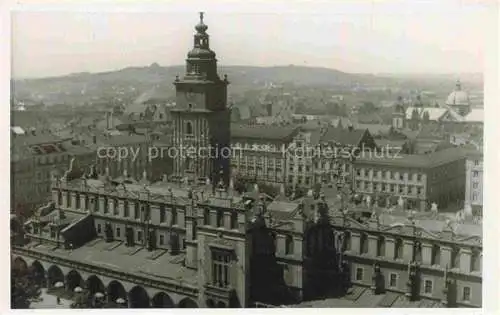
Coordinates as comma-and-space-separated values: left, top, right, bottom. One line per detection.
124, 201, 129, 217
160, 206, 166, 223
67, 194, 72, 208
471, 249, 481, 272
473, 171, 478, 177
462, 286, 471, 301
431, 244, 441, 266
103, 198, 108, 214
474, 160, 479, 166
343, 231, 351, 251
75, 194, 81, 209
137, 231, 143, 242
394, 238, 403, 260
204, 209, 210, 225
424, 280, 433, 294
159, 234, 164, 245
230, 211, 237, 229
360, 233, 368, 254
285, 235, 294, 255
216, 210, 223, 228
355, 268, 364, 281
377, 236, 385, 257
389, 273, 397, 287
472, 192, 478, 201
451, 247, 460, 268
116, 228, 121, 237
473, 182, 478, 189
171, 208, 177, 225
113, 199, 119, 215
97, 224, 102, 234
134, 202, 140, 219
212, 250, 231, 287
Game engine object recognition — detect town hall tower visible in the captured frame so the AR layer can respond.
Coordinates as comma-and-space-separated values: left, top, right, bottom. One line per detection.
171, 13, 231, 187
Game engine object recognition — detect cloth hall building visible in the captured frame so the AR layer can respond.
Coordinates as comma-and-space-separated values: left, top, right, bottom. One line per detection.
11, 14, 481, 309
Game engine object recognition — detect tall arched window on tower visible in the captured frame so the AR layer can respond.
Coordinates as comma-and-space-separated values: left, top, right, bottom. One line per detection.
186, 121, 193, 135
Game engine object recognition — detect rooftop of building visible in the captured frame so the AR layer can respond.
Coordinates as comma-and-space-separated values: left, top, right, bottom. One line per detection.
320, 125, 368, 146
231, 123, 299, 142
23, 238, 198, 286
292, 285, 444, 308
354, 146, 467, 168
463, 108, 484, 123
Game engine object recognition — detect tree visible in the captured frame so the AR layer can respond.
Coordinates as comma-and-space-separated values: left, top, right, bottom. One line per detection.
359, 101, 377, 115
11, 267, 41, 309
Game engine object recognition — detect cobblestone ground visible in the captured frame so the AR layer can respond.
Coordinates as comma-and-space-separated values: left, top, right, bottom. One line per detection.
30, 289, 72, 309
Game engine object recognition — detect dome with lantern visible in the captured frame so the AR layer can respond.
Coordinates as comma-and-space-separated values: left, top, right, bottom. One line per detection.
446, 80, 470, 106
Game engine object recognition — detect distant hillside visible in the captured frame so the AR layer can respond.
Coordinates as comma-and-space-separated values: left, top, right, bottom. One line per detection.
12, 64, 483, 106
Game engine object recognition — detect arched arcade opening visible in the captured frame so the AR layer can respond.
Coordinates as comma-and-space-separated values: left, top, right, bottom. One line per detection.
107, 281, 127, 305
66, 270, 83, 292
128, 286, 150, 308
86, 275, 106, 296
47, 265, 64, 289
151, 292, 174, 308
178, 297, 198, 308
12, 257, 28, 273
30, 261, 46, 287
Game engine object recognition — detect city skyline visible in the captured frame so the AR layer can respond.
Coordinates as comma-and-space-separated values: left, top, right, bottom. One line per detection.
11, 1, 492, 79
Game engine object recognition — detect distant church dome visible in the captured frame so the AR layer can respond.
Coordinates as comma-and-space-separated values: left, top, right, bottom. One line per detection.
446, 80, 470, 106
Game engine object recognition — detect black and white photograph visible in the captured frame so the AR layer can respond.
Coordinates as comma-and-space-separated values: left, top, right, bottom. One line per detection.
5, 0, 498, 311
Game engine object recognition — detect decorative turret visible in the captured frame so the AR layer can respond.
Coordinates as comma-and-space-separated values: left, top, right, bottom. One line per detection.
371, 263, 384, 294
183, 12, 220, 82
441, 265, 454, 307
405, 261, 420, 301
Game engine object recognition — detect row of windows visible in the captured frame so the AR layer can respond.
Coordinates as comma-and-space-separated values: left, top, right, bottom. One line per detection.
348, 233, 481, 273
203, 209, 238, 230
289, 165, 311, 173
355, 268, 472, 301
37, 154, 69, 165
356, 169, 423, 182
59, 192, 179, 225
235, 158, 283, 168
96, 224, 185, 248
236, 165, 283, 173
288, 175, 312, 186
232, 143, 281, 152
356, 181, 423, 196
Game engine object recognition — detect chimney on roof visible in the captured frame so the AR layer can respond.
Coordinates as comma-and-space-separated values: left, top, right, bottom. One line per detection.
348, 125, 354, 132
92, 135, 97, 144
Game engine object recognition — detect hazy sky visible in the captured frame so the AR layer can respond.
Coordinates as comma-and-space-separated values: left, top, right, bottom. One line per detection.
11, 1, 494, 78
